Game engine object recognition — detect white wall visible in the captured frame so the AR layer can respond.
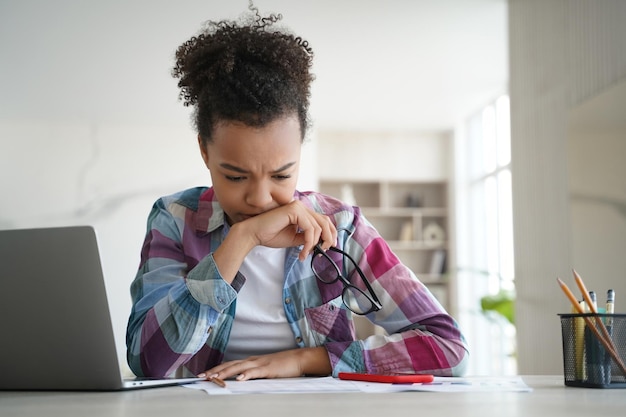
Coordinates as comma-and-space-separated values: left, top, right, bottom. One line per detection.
569, 131, 626, 286
316, 130, 451, 181
568, 80, 626, 310
509, 0, 626, 374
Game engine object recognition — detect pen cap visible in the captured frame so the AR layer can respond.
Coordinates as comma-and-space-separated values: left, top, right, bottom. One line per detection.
607, 289, 615, 303
607, 289, 615, 314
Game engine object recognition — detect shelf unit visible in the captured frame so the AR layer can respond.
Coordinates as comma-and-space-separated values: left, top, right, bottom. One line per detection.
318, 180, 453, 313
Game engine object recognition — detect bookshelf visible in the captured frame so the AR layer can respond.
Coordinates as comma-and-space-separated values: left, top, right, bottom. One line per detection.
318, 180, 453, 313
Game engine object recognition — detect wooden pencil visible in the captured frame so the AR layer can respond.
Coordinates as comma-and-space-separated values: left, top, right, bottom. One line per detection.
209, 376, 227, 388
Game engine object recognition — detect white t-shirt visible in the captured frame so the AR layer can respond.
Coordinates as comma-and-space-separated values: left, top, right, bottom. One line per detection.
222, 245, 298, 361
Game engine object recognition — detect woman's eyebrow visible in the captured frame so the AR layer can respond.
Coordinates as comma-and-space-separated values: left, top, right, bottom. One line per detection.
220, 163, 248, 173
271, 162, 296, 173
219, 162, 296, 174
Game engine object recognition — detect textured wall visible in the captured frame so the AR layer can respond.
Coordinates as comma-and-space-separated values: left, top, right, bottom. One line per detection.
510, 0, 626, 374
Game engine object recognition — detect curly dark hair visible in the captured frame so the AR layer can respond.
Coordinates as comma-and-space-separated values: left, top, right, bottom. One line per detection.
172, 2, 315, 144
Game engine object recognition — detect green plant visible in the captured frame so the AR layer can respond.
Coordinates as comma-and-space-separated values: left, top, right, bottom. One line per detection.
480, 290, 515, 325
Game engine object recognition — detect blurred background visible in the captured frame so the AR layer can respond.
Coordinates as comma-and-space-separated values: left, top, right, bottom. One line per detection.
2, 0, 624, 377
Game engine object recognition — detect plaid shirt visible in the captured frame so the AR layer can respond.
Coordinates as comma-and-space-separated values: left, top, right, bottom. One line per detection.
126, 187, 468, 378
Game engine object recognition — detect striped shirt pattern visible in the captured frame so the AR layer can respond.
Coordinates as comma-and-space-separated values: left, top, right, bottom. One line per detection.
126, 187, 469, 378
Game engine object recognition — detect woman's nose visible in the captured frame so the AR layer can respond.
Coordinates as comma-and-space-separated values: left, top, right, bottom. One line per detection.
245, 182, 273, 208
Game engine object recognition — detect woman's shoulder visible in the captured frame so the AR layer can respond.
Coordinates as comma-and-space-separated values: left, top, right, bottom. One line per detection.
153, 186, 224, 233
295, 190, 364, 229
157, 186, 212, 210
296, 190, 355, 212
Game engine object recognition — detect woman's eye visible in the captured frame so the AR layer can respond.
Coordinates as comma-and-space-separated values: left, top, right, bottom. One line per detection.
226, 176, 245, 182
274, 175, 291, 181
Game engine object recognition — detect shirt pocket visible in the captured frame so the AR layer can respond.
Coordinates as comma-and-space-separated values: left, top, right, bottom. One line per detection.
304, 301, 356, 345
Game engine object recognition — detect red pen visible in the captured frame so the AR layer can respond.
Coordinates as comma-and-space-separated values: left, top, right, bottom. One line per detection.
338, 372, 434, 384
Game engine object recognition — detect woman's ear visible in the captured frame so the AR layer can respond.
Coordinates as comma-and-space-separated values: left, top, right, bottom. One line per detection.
198, 134, 210, 168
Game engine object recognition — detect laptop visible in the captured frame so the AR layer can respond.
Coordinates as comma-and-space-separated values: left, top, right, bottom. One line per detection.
0, 225, 202, 390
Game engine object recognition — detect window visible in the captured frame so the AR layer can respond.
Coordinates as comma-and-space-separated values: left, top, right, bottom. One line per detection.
455, 95, 516, 375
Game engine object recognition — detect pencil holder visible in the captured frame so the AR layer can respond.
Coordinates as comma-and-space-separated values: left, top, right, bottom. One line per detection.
559, 313, 626, 388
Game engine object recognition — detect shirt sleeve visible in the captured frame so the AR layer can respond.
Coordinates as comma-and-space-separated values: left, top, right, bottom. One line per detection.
324, 208, 469, 377
125, 197, 242, 378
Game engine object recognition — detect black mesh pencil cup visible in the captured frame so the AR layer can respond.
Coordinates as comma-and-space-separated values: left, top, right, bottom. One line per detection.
559, 313, 626, 388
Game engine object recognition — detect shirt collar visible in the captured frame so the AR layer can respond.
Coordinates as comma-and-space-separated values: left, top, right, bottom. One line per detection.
195, 188, 225, 234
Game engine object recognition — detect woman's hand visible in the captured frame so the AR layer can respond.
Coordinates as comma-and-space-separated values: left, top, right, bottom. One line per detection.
212, 201, 336, 284
241, 200, 337, 260
197, 347, 332, 381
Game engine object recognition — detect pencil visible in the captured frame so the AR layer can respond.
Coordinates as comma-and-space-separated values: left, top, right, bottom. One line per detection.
209, 376, 227, 388
572, 302, 586, 381
572, 270, 619, 354
556, 277, 626, 377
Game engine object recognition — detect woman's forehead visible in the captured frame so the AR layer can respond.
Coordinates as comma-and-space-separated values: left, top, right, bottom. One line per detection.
209, 117, 302, 169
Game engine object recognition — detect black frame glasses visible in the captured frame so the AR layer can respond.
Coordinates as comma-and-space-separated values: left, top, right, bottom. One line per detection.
311, 244, 382, 315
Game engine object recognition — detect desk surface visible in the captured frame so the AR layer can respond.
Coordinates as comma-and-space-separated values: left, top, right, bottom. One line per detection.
1, 376, 625, 417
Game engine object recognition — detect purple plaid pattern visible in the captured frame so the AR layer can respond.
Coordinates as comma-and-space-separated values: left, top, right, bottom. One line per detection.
126, 187, 468, 378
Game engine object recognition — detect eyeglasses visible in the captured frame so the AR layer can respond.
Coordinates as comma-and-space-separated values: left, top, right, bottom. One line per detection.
311, 244, 382, 315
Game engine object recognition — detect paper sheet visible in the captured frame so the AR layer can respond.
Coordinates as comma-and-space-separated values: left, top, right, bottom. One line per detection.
184, 375, 533, 395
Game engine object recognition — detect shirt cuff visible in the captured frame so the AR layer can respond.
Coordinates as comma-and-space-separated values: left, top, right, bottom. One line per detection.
185, 253, 244, 311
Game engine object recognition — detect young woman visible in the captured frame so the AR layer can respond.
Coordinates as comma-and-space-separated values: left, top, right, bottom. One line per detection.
126, 4, 468, 382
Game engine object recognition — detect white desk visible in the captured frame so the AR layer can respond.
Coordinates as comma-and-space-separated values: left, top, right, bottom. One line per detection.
1, 376, 624, 417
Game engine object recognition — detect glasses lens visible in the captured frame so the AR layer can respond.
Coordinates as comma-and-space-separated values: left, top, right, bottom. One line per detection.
311, 251, 339, 283
342, 285, 375, 315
